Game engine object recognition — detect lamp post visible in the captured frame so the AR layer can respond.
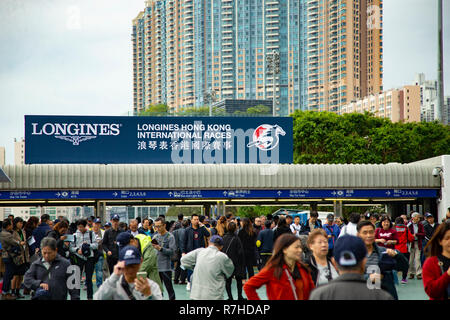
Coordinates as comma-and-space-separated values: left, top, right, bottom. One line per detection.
204, 87, 217, 116
437, 0, 444, 123
266, 50, 280, 116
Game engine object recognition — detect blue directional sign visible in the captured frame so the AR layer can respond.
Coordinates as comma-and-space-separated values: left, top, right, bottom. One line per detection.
0, 189, 438, 200
25, 115, 293, 164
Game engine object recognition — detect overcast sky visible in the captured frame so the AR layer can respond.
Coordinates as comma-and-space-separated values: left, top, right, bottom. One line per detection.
0, 0, 449, 165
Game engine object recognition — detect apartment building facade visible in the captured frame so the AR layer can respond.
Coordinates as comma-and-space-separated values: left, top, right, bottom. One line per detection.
132, 0, 383, 116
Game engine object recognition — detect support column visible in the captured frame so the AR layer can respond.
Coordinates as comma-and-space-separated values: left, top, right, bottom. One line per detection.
333, 200, 343, 218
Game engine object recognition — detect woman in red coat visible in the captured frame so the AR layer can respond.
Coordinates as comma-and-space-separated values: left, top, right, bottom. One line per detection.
422, 221, 450, 300
243, 233, 314, 300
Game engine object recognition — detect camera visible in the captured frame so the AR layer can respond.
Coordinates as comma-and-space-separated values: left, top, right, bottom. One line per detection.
432, 167, 442, 177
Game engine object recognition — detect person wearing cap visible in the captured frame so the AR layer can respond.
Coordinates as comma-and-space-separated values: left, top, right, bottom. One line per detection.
309, 235, 394, 300
408, 212, 426, 280
69, 219, 100, 300
102, 214, 124, 275
92, 218, 105, 289
180, 235, 234, 300
116, 232, 163, 292
357, 220, 408, 300
322, 213, 341, 258
152, 217, 177, 300
93, 245, 162, 300
104, 222, 112, 231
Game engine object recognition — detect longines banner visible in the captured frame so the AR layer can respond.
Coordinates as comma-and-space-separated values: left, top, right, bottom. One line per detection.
25, 115, 293, 164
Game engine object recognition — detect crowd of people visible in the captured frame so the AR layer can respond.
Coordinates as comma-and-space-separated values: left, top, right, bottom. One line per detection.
0, 207, 449, 300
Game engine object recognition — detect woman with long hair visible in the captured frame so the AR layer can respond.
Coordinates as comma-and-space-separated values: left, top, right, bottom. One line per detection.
24, 216, 39, 257
244, 233, 314, 300
422, 221, 450, 300
11, 217, 30, 299
238, 217, 257, 279
216, 216, 228, 237
222, 222, 246, 300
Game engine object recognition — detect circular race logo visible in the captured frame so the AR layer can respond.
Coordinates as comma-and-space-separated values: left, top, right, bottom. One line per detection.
247, 124, 286, 151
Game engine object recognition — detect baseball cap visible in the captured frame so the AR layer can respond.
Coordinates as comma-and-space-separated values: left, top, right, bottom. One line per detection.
116, 232, 134, 248
327, 213, 335, 220
333, 235, 367, 267
104, 222, 112, 227
112, 214, 120, 221
210, 235, 224, 246
94, 218, 101, 224
425, 213, 433, 218
119, 245, 141, 266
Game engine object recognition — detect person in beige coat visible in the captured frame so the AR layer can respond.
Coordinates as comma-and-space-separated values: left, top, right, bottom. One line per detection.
180, 235, 235, 300
1, 219, 23, 300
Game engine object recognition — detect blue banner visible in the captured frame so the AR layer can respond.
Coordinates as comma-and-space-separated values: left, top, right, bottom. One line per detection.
0, 189, 438, 200
25, 115, 293, 164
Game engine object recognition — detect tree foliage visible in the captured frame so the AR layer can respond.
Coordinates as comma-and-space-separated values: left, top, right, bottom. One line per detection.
292, 110, 450, 164
139, 104, 169, 116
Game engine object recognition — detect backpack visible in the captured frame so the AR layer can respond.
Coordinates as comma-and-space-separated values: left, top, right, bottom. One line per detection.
74, 231, 100, 262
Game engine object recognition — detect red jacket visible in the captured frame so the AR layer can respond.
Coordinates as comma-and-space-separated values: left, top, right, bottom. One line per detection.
243, 262, 314, 300
422, 256, 450, 300
408, 223, 426, 250
394, 224, 415, 253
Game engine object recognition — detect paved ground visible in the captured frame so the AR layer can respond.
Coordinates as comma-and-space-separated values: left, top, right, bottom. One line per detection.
13, 271, 429, 300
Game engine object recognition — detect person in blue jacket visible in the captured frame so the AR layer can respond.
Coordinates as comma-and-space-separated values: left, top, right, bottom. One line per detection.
322, 214, 341, 258
31, 214, 52, 255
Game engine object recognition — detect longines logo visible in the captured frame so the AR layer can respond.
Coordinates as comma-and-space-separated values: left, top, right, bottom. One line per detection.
31, 122, 121, 146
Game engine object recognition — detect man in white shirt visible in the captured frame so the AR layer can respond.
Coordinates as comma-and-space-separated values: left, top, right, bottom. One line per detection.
290, 216, 302, 236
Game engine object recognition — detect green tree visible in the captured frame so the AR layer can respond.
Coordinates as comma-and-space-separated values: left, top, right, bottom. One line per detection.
291, 110, 450, 164
139, 104, 169, 116
246, 104, 271, 115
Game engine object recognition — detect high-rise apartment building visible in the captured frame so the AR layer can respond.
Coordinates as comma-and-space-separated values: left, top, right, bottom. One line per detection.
14, 138, 25, 165
304, 0, 383, 113
132, 0, 383, 116
0, 146, 5, 167
339, 85, 421, 123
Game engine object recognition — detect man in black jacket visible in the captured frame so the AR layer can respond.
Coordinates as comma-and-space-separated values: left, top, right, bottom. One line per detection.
24, 237, 79, 300
299, 211, 322, 235
102, 215, 123, 274
182, 214, 210, 289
